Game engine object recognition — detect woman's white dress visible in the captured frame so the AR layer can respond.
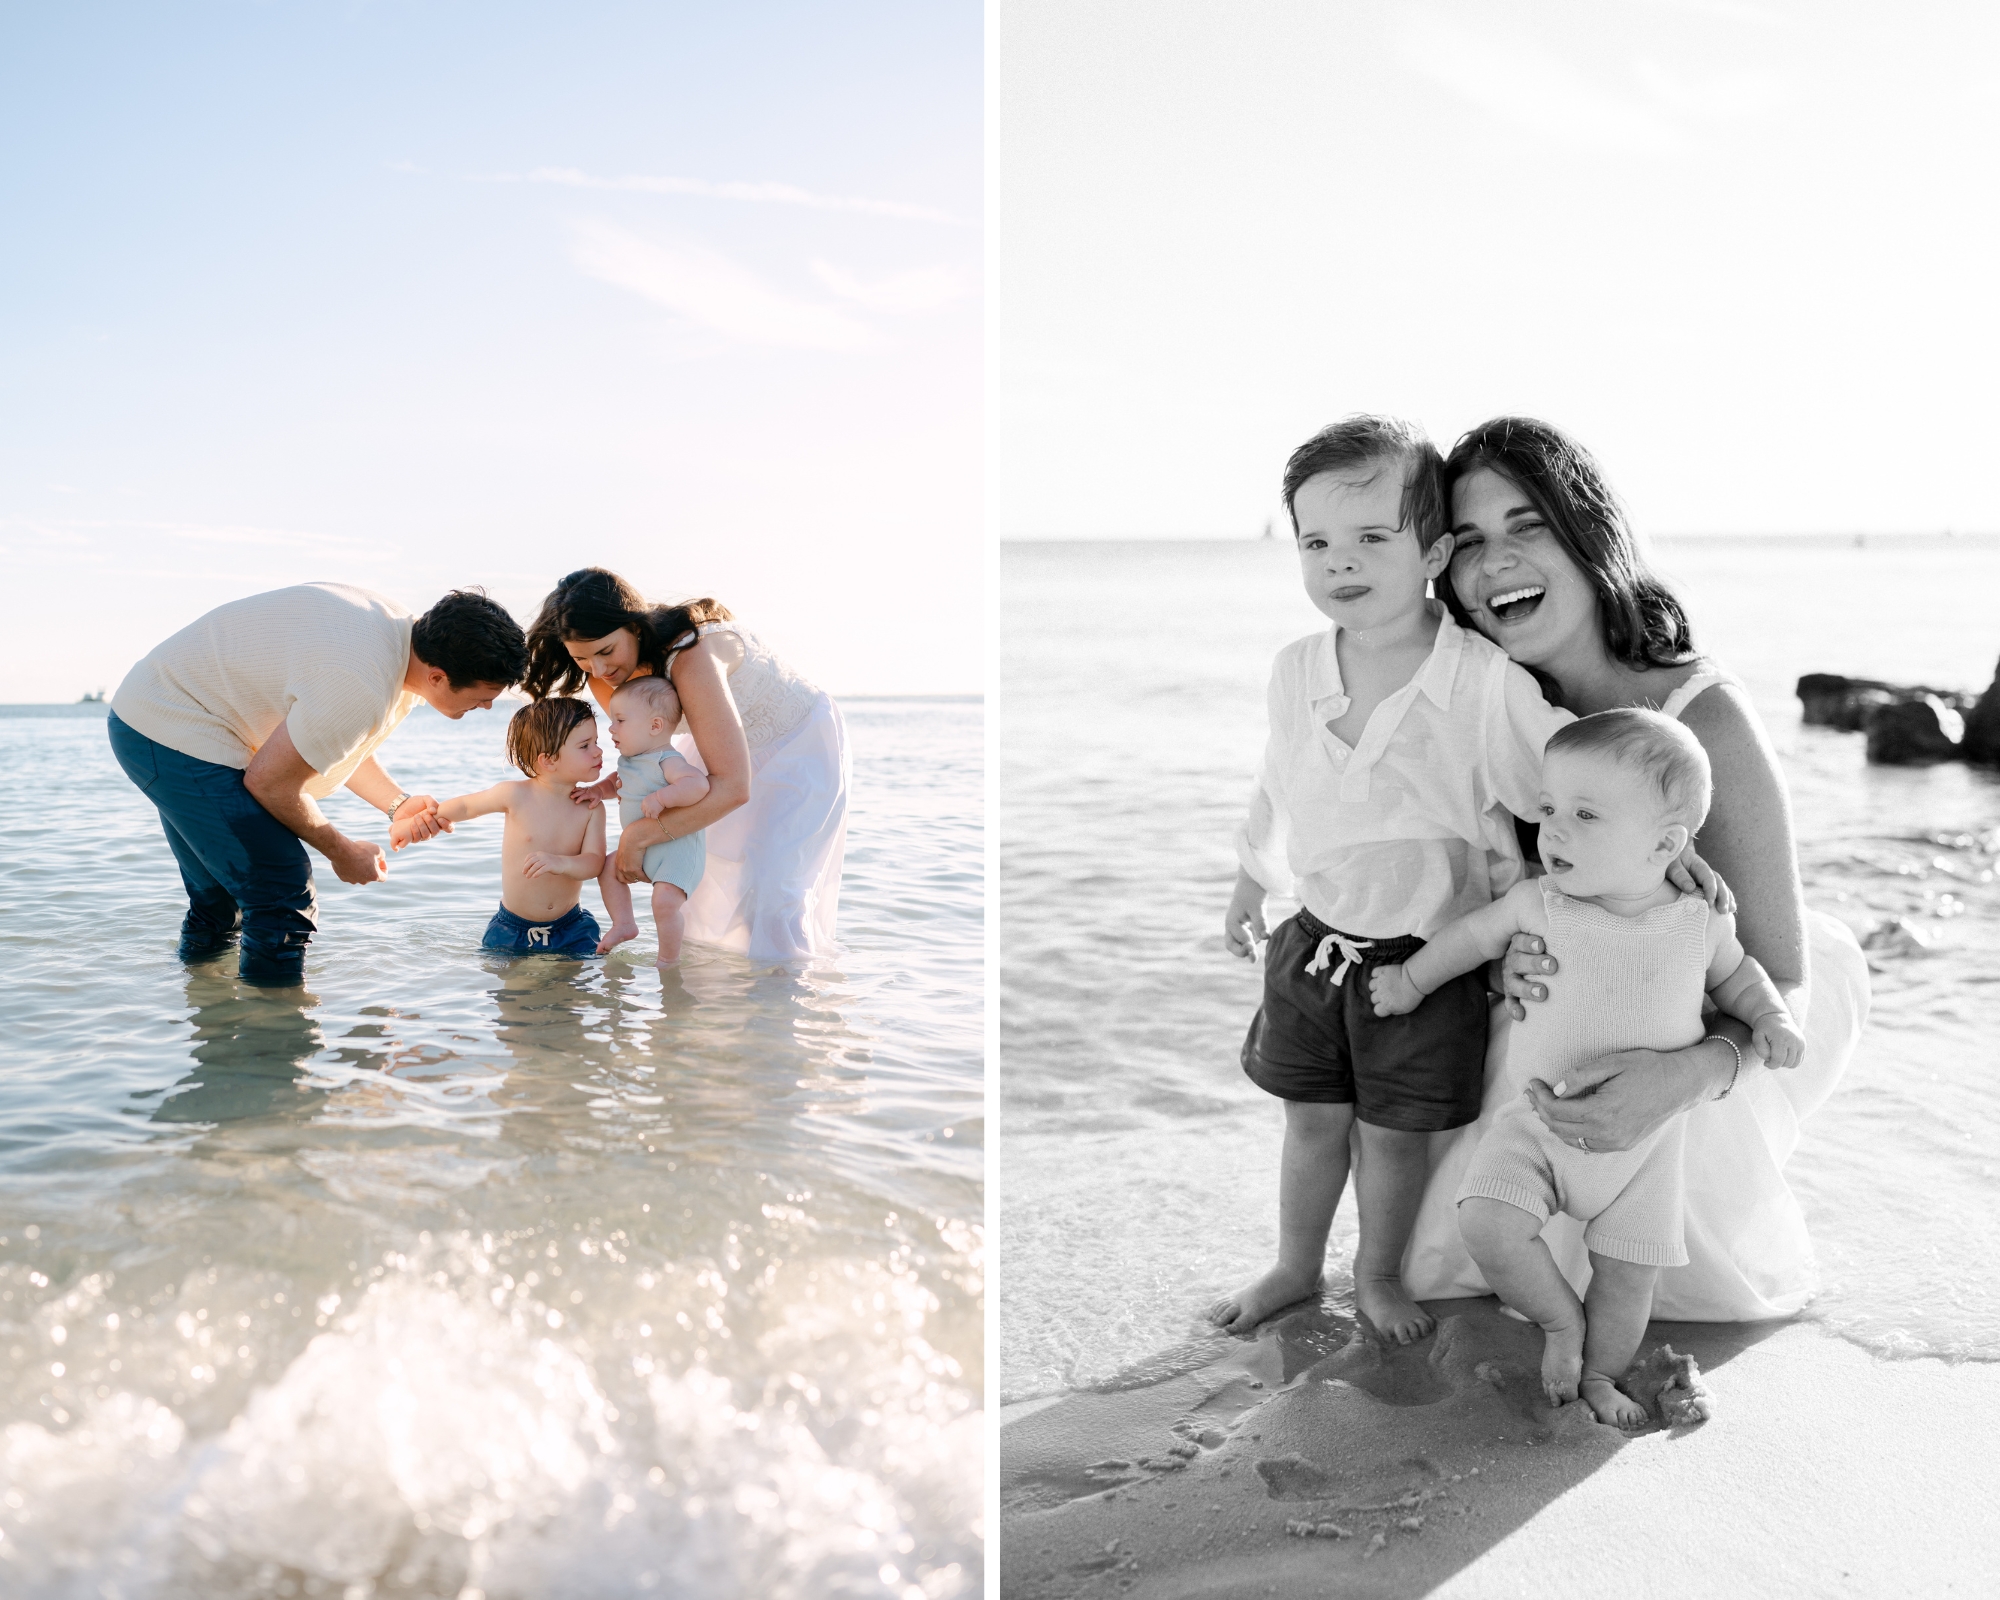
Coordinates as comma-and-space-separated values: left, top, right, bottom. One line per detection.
1400, 667, 1870, 1320
670, 622, 848, 964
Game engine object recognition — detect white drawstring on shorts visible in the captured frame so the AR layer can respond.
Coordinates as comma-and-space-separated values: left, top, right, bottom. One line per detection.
1303, 931, 1372, 986
527, 925, 551, 947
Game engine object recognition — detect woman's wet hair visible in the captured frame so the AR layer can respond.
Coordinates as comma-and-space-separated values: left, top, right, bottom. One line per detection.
1440, 417, 1695, 672
411, 588, 529, 689
522, 568, 732, 700
1282, 415, 1447, 548
505, 696, 596, 777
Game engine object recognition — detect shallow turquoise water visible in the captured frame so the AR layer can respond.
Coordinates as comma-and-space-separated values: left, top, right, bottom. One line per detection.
1001, 538, 2000, 1402
0, 698, 983, 1599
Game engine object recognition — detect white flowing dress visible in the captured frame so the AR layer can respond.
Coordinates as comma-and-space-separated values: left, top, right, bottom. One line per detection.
1400, 666, 1871, 1321
667, 622, 849, 964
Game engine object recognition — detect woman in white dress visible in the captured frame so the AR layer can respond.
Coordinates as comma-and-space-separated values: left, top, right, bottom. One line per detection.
523, 568, 848, 964
1398, 418, 1870, 1322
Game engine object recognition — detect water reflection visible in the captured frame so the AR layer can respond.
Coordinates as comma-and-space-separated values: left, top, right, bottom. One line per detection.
144, 971, 328, 1126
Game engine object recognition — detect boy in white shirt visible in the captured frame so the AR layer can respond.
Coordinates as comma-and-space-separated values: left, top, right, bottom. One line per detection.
1212, 416, 1571, 1342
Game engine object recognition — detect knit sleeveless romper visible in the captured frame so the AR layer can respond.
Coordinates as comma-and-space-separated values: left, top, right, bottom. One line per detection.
1456, 879, 1711, 1266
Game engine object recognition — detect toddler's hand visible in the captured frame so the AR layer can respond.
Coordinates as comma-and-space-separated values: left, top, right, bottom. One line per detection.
1751, 1010, 1806, 1071
522, 851, 557, 878
1222, 871, 1268, 960
1369, 963, 1424, 1017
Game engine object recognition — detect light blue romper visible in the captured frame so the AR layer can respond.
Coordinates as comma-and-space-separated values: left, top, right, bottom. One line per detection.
617, 751, 707, 895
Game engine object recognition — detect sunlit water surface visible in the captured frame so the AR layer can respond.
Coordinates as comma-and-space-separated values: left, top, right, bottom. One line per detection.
1002, 537, 2000, 1404
0, 698, 982, 1599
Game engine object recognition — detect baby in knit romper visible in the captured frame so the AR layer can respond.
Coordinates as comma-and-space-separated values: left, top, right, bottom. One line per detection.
1369, 708, 1805, 1428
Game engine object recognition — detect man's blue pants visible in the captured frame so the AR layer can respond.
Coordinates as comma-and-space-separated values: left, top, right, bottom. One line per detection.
108, 711, 318, 986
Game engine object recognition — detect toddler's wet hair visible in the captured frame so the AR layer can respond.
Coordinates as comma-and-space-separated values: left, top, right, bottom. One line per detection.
1545, 707, 1712, 830
505, 696, 596, 777
610, 674, 682, 722
1282, 414, 1446, 548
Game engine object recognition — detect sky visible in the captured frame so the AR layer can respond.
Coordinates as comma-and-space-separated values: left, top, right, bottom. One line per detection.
995, 0, 2000, 540
0, 1, 980, 701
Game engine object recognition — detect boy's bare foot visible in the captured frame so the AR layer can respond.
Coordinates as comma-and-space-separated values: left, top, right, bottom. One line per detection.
1356, 1275, 1435, 1345
1539, 1314, 1585, 1406
1580, 1371, 1650, 1431
595, 920, 639, 955
1207, 1264, 1323, 1334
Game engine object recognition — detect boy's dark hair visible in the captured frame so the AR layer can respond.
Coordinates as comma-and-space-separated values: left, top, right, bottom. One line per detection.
1545, 707, 1712, 830
505, 696, 596, 778
1282, 415, 1447, 549
411, 589, 529, 690
1439, 417, 1695, 673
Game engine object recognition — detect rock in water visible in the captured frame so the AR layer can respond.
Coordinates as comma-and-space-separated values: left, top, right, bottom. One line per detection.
1624, 1344, 1714, 1427
1797, 673, 1970, 732
1863, 696, 1963, 765
1962, 656, 2000, 766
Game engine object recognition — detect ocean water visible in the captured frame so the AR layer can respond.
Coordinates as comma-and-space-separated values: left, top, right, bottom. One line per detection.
1000, 537, 2000, 1404
0, 698, 983, 1598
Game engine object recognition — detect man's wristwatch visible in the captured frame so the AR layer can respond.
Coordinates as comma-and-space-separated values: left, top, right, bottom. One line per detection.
386, 792, 413, 818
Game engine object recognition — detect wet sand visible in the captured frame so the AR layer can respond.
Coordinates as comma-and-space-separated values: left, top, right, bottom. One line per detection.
1000, 1296, 2000, 1597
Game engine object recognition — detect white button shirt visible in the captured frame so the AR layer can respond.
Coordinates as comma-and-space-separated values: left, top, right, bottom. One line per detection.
1236, 610, 1573, 939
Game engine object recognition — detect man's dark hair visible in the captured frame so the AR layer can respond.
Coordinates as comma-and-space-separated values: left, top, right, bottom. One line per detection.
411, 589, 528, 689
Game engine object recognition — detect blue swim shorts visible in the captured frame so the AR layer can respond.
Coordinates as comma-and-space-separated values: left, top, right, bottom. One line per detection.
481, 902, 601, 957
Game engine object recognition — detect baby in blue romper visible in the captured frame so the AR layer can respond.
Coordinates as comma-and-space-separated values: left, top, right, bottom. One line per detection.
597, 675, 709, 966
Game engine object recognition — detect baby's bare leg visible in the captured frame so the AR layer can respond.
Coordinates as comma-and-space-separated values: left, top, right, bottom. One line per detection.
1352, 1122, 1437, 1344
1458, 1197, 1586, 1406
652, 881, 688, 966
596, 863, 639, 954
1208, 1100, 1354, 1334
1579, 1254, 1660, 1430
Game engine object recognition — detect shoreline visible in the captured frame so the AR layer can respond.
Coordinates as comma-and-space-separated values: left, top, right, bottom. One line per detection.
1000, 1295, 2000, 1597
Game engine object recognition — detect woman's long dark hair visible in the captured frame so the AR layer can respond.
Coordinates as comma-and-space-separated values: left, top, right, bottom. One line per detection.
1439, 417, 1695, 673
522, 568, 733, 701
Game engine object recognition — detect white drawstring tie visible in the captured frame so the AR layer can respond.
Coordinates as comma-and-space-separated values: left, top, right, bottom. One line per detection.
527, 925, 551, 947
1303, 931, 1372, 985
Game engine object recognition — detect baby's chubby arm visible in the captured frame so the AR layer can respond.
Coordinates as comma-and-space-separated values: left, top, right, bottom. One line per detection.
638, 754, 711, 820
1370, 880, 1540, 1017
525, 804, 608, 880
1703, 910, 1806, 1069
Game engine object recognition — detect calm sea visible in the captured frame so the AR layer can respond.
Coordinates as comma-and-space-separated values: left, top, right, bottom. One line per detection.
1001, 537, 2000, 1404
0, 698, 982, 1598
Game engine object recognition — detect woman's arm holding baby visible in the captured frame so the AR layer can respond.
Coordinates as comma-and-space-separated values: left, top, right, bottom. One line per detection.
614, 643, 750, 883
525, 806, 607, 880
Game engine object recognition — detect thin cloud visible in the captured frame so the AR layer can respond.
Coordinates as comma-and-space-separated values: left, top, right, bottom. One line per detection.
572, 224, 873, 352
811, 260, 969, 314
498, 166, 969, 226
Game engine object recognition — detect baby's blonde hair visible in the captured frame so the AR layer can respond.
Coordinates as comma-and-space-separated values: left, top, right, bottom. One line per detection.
1545, 708, 1712, 830
610, 674, 682, 725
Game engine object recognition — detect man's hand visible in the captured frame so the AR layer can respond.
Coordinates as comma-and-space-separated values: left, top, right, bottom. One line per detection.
329, 835, 388, 885
1222, 869, 1269, 960
388, 796, 452, 851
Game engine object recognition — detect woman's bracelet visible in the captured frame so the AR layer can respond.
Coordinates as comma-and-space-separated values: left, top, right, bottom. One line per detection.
1706, 1034, 1744, 1101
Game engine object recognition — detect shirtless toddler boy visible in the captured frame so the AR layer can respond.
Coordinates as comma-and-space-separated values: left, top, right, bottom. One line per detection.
433, 697, 608, 956
1214, 415, 1570, 1343
1368, 709, 1805, 1425
596, 676, 709, 966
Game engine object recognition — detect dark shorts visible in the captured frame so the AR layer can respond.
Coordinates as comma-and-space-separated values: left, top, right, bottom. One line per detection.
1241, 909, 1490, 1132
481, 902, 601, 957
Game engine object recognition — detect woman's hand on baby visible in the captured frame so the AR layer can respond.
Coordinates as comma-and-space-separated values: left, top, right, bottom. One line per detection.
1525, 1046, 1692, 1152
388, 796, 451, 851
1368, 964, 1423, 1017
1751, 1010, 1806, 1070
569, 775, 620, 807
1498, 933, 1557, 1021
1668, 845, 1736, 914
1222, 871, 1269, 960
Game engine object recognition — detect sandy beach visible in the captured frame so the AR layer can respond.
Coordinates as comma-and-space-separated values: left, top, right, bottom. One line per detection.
1000, 1295, 2000, 1597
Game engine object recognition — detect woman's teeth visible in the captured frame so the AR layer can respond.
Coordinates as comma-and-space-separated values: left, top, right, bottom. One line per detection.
1489, 585, 1546, 620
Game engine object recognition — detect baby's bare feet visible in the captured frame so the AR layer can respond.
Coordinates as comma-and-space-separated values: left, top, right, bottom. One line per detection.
1356, 1274, 1435, 1344
1540, 1315, 1584, 1406
1580, 1372, 1650, 1430
1207, 1263, 1322, 1335
595, 921, 639, 955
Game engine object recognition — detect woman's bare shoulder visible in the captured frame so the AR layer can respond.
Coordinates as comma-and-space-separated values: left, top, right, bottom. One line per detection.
1674, 677, 1775, 762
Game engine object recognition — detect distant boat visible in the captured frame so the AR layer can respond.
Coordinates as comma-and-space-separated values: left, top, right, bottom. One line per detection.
79, 690, 105, 704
